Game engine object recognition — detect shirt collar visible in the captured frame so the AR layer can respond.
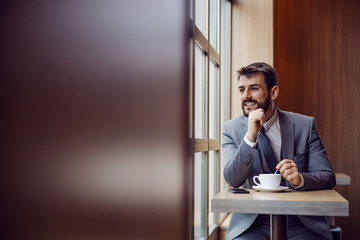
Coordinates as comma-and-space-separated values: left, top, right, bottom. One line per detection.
263, 108, 278, 132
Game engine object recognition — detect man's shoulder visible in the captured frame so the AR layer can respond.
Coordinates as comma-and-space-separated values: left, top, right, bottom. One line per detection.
223, 114, 246, 128
279, 109, 314, 124
222, 115, 247, 141
222, 115, 248, 135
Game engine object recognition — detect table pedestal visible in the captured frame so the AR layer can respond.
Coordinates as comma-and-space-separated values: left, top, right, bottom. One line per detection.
271, 215, 287, 240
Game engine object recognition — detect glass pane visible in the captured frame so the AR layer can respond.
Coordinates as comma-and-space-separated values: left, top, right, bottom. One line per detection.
221, 0, 231, 126
190, 0, 193, 20
209, 0, 219, 51
195, 44, 206, 138
209, 59, 219, 139
220, 1, 231, 223
195, 0, 207, 38
194, 152, 206, 239
189, 40, 194, 138
208, 151, 218, 232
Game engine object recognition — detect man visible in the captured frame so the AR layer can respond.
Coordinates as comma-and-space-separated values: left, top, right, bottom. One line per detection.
222, 62, 336, 240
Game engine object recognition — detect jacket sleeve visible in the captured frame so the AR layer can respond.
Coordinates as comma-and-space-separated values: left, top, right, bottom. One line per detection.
297, 118, 336, 190
222, 123, 258, 188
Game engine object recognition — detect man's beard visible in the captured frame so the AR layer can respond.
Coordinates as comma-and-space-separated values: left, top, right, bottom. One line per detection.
242, 95, 271, 117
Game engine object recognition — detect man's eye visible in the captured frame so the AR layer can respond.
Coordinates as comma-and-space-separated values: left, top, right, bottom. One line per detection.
239, 89, 244, 93
251, 87, 259, 91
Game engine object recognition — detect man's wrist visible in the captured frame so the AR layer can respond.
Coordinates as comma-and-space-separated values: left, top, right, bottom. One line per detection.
245, 132, 257, 142
244, 135, 257, 148
291, 174, 304, 189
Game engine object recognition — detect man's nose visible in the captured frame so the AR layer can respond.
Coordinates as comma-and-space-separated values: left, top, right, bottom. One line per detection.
242, 89, 251, 100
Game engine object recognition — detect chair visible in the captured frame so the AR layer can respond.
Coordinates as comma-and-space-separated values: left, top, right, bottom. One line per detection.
330, 225, 342, 240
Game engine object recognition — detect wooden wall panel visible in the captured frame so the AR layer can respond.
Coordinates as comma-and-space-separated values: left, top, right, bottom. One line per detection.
231, 0, 273, 118
274, 0, 360, 239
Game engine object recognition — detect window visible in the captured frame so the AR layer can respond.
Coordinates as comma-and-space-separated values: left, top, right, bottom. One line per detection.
190, 0, 231, 239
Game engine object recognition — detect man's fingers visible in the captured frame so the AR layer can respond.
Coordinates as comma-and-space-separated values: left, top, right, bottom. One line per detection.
276, 160, 297, 175
276, 159, 293, 170
249, 109, 265, 119
280, 164, 297, 175
283, 167, 297, 178
259, 114, 265, 126
287, 172, 301, 186
275, 159, 301, 185
287, 172, 298, 181
251, 111, 265, 124
247, 109, 266, 140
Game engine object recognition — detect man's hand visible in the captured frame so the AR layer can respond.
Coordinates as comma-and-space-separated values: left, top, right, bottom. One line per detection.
245, 109, 265, 142
276, 159, 301, 186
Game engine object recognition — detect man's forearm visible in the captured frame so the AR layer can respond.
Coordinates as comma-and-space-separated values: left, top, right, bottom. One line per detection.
223, 140, 257, 188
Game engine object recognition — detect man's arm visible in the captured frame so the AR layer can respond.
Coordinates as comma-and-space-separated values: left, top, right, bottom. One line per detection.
222, 124, 258, 188
300, 118, 336, 190
277, 117, 336, 190
222, 109, 265, 188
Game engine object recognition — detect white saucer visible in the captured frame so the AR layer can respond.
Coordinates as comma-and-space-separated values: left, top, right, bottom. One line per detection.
252, 185, 289, 192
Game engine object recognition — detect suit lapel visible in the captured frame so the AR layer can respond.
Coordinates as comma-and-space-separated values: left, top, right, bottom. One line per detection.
278, 109, 295, 160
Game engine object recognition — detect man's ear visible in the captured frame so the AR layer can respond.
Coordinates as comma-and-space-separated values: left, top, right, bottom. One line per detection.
270, 86, 279, 100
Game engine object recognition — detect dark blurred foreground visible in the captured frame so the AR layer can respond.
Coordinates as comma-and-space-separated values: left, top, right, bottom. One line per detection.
1, 1, 189, 239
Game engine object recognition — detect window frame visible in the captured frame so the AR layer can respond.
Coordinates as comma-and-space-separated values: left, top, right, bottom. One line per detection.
189, 0, 231, 239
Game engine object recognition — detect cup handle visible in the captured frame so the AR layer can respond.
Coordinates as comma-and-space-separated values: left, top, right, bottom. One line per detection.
253, 176, 261, 186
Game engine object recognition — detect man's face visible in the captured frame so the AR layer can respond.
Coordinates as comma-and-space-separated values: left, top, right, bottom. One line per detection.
238, 73, 271, 117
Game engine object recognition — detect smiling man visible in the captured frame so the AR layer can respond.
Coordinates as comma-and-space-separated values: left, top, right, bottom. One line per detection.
221, 62, 336, 240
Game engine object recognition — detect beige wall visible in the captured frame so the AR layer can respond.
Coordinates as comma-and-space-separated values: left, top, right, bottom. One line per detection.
231, 0, 274, 118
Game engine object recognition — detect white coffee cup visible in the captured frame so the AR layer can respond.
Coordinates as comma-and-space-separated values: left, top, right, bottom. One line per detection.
253, 174, 281, 188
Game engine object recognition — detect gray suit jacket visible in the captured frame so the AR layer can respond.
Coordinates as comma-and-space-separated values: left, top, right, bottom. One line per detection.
222, 109, 336, 240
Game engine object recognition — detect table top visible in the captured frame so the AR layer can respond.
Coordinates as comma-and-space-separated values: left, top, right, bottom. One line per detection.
335, 172, 351, 185
211, 189, 349, 216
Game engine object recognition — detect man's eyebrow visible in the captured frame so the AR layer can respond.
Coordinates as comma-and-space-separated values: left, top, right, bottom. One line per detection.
238, 84, 261, 89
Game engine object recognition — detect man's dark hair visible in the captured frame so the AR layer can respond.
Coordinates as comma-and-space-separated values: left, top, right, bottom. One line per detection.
237, 62, 278, 91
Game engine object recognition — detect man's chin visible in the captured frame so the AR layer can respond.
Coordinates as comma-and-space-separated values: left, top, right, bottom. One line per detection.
242, 109, 250, 117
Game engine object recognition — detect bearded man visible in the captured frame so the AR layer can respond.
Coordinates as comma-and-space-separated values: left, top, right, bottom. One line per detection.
222, 62, 335, 240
